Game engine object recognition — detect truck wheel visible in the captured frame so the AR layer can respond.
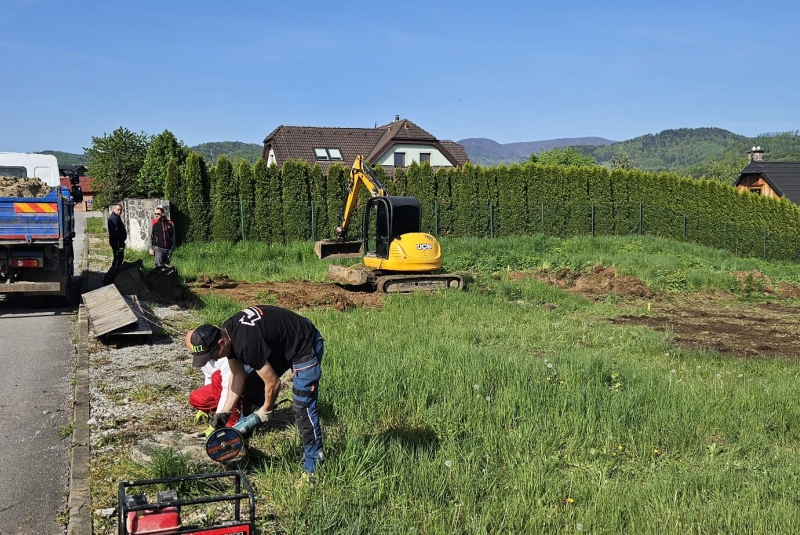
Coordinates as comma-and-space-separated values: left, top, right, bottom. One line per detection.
57, 250, 78, 308
62, 276, 76, 307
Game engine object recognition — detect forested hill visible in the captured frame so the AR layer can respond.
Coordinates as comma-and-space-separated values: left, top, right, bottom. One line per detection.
39, 150, 87, 165
460, 137, 616, 166
462, 128, 800, 178
582, 127, 746, 169
188, 141, 263, 164
578, 128, 800, 176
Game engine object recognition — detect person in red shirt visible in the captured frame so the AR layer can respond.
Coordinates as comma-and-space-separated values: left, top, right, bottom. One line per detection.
149, 206, 176, 267
189, 357, 264, 430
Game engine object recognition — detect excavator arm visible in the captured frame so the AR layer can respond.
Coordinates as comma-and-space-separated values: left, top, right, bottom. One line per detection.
315, 155, 385, 259
335, 155, 387, 240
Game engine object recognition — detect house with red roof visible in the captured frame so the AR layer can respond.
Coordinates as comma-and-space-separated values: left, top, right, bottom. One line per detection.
59, 165, 96, 212
262, 117, 469, 176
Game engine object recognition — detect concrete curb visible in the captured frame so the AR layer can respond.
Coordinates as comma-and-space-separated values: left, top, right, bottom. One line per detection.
68, 233, 92, 534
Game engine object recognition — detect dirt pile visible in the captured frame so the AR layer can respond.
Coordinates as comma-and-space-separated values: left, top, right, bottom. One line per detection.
732, 269, 800, 298
513, 265, 653, 300
0, 175, 51, 197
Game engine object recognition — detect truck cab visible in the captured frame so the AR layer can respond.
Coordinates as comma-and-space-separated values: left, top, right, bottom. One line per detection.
0, 152, 61, 187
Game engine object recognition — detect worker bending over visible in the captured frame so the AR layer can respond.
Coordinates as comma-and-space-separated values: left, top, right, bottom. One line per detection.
185, 305, 324, 474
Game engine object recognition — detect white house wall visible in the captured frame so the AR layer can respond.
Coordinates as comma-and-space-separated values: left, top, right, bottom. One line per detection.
267, 148, 276, 166
375, 144, 452, 167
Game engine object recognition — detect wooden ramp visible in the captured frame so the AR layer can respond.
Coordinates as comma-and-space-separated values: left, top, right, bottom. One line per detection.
82, 285, 152, 338
114, 295, 153, 337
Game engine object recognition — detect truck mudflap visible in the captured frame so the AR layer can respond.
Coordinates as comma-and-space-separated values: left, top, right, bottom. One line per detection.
375, 273, 464, 293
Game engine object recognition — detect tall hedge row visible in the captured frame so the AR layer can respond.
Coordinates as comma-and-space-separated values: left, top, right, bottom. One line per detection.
238, 160, 255, 241
183, 152, 210, 244
281, 159, 312, 242
212, 156, 240, 242
171, 156, 800, 262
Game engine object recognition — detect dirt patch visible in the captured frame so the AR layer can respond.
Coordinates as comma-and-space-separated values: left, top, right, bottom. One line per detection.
189, 275, 383, 312
611, 297, 800, 359
510, 265, 800, 359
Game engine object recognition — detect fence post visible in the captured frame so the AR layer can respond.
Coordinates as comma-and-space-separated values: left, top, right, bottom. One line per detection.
591, 203, 595, 237
639, 203, 643, 235
434, 199, 439, 237
683, 213, 687, 240
311, 200, 315, 242
240, 198, 245, 241
489, 202, 494, 239
541, 202, 545, 236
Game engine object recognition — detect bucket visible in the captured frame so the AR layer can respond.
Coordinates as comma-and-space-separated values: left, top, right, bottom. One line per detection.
314, 240, 362, 259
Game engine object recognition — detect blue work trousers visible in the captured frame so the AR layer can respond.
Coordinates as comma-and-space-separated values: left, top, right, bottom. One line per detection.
293, 330, 324, 473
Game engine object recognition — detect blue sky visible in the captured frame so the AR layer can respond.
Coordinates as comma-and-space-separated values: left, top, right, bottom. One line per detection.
2, 0, 798, 154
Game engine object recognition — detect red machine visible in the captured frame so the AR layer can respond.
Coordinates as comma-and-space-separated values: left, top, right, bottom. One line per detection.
118, 471, 255, 535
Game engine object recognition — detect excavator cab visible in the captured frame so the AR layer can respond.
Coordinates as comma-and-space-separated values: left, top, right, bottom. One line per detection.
362, 196, 442, 273
364, 196, 421, 259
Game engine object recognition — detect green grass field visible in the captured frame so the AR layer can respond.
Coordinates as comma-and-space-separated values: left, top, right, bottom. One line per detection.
97, 230, 800, 533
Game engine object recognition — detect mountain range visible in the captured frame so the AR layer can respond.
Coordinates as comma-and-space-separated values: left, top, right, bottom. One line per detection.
456, 137, 617, 166
39, 128, 800, 178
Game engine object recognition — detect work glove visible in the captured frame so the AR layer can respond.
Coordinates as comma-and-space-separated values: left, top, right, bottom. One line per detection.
254, 408, 274, 424
194, 410, 210, 424
209, 411, 231, 429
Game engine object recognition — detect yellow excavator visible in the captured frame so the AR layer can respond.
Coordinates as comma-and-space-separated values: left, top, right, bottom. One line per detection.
314, 155, 463, 293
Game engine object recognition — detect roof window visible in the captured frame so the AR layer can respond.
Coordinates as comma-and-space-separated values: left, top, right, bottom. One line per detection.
314, 148, 343, 161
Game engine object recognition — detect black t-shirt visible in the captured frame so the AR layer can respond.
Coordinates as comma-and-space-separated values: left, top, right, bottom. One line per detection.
222, 305, 317, 376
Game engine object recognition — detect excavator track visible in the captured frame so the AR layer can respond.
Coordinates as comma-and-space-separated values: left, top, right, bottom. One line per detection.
374, 273, 463, 293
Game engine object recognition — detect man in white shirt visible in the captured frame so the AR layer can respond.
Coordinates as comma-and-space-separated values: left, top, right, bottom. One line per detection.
188, 358, 263, 428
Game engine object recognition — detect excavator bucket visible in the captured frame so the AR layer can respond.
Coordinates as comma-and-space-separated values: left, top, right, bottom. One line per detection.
314, 239, 363, 260
103, 260, 148, 296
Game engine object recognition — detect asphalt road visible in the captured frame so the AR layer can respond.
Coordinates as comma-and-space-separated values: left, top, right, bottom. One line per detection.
0, 211, 93, 535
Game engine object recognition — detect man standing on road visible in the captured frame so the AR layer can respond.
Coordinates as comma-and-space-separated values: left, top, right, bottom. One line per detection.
149, 206, 176, 267
185, 305, 325, 475
107, 203, 126, 267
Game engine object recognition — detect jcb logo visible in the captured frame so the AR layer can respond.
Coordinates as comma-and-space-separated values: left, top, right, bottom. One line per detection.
416, 243, 432, 250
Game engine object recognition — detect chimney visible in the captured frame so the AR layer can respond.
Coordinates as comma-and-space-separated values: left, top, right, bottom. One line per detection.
748, 146, 765, 162
395, 114, 400, 122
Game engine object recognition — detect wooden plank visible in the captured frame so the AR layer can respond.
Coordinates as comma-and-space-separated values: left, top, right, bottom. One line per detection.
81, 285, 137, 337
109, 295, 152, 337
0, 281, 61, 292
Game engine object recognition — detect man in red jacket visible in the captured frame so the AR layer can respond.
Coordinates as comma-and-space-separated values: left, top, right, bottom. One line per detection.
149, 206, 176, 267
